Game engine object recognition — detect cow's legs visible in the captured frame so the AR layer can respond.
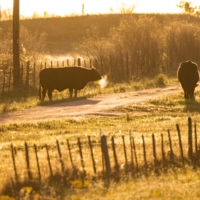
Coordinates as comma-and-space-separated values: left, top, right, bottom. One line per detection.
47, 89, 53, 100
188, 87, 195, 99
42, 88, 47, 101
69, 88, 73, 98
181, 83, 189, 99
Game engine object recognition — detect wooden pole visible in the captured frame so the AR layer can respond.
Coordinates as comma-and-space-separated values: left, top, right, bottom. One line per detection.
56, 140, 65, 173
13, 0, 20, 87
176, 124, 185, 169
188, 117, 193, 161
152, 134, 158, 173
142, 135, 147, 173
45, 144, 53, 176
34, 144, 41, 181
168, 130, 174, 165
11, 144, 18, 182
101, 135, 111, 176
67, 139, 74, 168
111, 136, 119, 172
194, 122, 198, 158
129, 131, 134, 171
132, 136, 138, 172
78, 138, 85, 171
161, 134, 166, 170
122, 135, 128, 173
25, 142, 32, 180
88, 136, 96, 174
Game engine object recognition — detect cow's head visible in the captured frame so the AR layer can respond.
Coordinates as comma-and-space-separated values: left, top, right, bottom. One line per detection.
91, 68, 102, 81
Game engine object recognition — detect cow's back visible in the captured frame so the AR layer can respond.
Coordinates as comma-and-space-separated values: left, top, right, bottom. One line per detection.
178, 60, 199, 85
39, 67, 94, 90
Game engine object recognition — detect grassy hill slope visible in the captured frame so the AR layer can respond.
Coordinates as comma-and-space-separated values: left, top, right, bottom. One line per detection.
0, 13, 199, 55
0, 14, 122, 54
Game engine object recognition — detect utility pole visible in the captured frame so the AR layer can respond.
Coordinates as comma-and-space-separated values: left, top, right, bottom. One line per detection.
0, 5, 2, 21
82, 4, 84, 15
13, 0, 20, 87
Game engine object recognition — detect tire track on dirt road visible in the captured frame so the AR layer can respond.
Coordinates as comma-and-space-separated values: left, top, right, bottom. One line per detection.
0, 85, 182, 125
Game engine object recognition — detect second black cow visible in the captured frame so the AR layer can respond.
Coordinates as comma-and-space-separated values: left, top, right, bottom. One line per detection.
177, 60, 199, 99
39, 66, 101, 101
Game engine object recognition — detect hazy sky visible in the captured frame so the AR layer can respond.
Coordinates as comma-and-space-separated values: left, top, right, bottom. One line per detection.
0, 0, 197, 16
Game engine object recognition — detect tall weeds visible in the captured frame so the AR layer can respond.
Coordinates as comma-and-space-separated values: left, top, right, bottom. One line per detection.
78, 14, 200, 81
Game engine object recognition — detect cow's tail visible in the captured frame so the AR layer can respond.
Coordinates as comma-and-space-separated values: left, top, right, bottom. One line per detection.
39, 84, 42, 100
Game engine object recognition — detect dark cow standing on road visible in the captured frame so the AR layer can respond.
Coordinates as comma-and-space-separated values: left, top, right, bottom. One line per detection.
177, 60, 199, 99
39, 66, 101, 101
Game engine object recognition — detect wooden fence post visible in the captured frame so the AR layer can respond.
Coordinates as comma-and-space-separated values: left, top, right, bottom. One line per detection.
67, 59, 69, 66
129, 131, 134, 171
132, 136, 138, 172
33, 63, 36, 87
101, 135, 111, 176
34, 144, 41, 181
176, 124, 185, 169
20, 64, 23, 85
100, 129, 105, 173
142, 135, 147, 174
11, 144, 18, 182
111, 136, 119, 173
25, 142, 32, 180
88, 136, 96, 174
56, 140, 65, 173
90, 59, 92, 68
161, 134, 166, 170
77, 58, 81, 66
78, 138, 85, 172
45, 144, 53, 177
152, 134, 158, 173
194, 122, 198, 159
67, 139, 74, 168
122, 136, 128, 173
188, 117, 193, 161
26, 61, 30, 87
168, 130, 174, 165
109, 55, 113, 81
126, 52, 129, 79
8, 67, 12, 91
2, 69, 5, 93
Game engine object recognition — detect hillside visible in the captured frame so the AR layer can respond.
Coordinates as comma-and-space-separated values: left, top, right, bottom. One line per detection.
0, 14, 122, 54
1, 13, 200, 55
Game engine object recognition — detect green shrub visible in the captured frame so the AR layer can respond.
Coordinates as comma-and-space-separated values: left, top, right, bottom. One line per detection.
155, 74, 168, 86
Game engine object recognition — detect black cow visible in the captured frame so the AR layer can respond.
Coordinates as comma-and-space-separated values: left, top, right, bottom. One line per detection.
177, 60, 199, 99
39, 66, 101, 101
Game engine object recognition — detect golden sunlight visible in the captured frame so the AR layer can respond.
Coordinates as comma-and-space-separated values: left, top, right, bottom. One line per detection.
0, 0, 185, 17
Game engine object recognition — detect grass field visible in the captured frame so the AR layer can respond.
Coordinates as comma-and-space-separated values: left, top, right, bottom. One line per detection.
2, 11, 200, 199
0, 76, 200, 198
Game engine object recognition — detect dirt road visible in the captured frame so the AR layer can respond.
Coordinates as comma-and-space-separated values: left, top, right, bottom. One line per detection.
0, 85, 182, 125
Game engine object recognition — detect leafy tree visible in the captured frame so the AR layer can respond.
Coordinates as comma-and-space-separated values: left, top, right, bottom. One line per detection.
0, 26, 47, 82
177, 0, 196, 12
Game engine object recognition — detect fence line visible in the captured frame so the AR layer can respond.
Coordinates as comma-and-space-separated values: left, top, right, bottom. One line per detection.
0, 53, 142, 94
4, 117, 199, 185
